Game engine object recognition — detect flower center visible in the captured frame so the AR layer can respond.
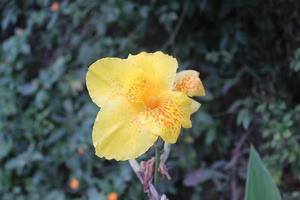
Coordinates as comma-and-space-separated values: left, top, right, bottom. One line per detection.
144, 95, 160, 110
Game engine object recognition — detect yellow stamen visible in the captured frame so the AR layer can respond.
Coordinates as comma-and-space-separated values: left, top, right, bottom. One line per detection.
144, 95, 160, 110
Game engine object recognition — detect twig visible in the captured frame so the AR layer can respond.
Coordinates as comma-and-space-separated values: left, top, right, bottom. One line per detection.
230, 178, 239, 200
162, 0, 189, 50
225, 129, 252, 170
226, 128, 253, 200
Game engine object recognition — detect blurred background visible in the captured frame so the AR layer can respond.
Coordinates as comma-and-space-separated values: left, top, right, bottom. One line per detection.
1, 0, 300, 199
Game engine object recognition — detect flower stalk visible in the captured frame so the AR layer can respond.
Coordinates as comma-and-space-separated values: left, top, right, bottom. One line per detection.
128, 142, 171, 200
154, 144, 161, 186
129, 159, 161, 200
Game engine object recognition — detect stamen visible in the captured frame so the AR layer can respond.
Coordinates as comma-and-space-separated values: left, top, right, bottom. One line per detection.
144, 95, 160, 110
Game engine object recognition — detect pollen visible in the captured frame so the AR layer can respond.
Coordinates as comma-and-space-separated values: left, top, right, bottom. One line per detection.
144, 95, 160, 110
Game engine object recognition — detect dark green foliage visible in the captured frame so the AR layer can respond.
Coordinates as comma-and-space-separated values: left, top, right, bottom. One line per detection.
1, 0, 300, 199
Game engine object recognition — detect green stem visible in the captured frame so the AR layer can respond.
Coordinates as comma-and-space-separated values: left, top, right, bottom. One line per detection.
154, 145, 160, 186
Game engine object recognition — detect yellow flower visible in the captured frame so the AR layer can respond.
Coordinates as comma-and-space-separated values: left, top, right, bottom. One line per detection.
86, 51, 205, 160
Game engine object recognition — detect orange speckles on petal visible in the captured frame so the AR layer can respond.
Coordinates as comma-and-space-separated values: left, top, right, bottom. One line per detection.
125, 75, 163, 110
141, 91, 192, 143
107, 192, 118, 200
69, 178, 80, 190
51, 2, 60, 12
125, 76, 151, 103
174, 70, 205, 97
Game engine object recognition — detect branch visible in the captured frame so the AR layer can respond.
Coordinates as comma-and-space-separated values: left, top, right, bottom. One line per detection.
162, 0, 189, 50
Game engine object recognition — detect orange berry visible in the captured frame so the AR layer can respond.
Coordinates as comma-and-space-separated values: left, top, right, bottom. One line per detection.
51, 2, 60, 12
107, 192, 118, 200
69, 178, 80, 190
77, 147, 85, 156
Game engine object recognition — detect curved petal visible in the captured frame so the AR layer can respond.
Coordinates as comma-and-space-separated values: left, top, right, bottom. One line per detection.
127, 51, 178, 90
86, 57, 139, 107
191, 99, 201, 114
92, 96, 158, 161
174, 70, 205, 97
140, 91, 193, 144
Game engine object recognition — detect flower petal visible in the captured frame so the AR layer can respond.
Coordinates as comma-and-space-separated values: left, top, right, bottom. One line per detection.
191, 99, 201, 114
141, 91, 193, 144
92, 96, 158, 161
127, 51, 178, 90
174, 70, 205, 97
124, 75, 156, 103
86, 57, 139, 107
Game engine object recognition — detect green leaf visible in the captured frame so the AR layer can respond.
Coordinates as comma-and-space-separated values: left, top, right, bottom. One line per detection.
237, 109, 252, 129
245, 146, 282, 200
